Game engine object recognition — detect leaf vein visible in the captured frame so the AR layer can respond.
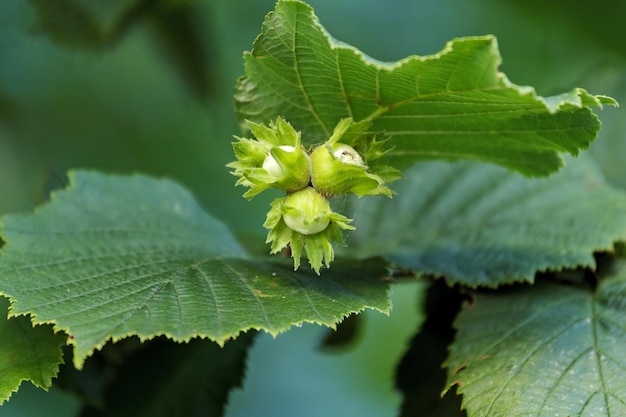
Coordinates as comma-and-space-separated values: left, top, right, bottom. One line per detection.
224, 262, 274, 332
592, 297, 611, 415
191, 263, 222, 338
292, 9, 329, 137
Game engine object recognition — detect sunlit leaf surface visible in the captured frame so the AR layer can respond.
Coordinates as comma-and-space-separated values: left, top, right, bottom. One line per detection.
0, 171, 390, 368
235, 0, 615, 177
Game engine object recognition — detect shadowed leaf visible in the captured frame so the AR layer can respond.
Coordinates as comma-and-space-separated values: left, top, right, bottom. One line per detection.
445, 262, 626, 416
348, 156, 626, 287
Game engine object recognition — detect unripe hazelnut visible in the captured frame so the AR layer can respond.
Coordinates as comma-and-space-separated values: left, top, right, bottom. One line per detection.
262, 145, 296, 178
331, 144, 365, 166
310, 142, 368, 196
263, 145, 311, 192
281, 187, 331, 235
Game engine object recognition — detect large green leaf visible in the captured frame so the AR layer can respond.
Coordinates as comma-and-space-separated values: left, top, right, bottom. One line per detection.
347, 156, 626, 287
235, 0, 615, 177
0, 296, 66, 405
445, 262, 626, 416
0, 171, 390, 368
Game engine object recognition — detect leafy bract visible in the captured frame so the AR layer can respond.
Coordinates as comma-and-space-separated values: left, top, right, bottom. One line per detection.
347, 156, 626, 287
0, 296, 66, 405
0, 171, 390, 368
445, 264, 626, 416
235, 0, 615, 177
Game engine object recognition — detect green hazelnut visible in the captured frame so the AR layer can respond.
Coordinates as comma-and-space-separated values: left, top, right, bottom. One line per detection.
263, 145, 311, 192
282, 187, 331, 235
262, 145, 296, 177
331, 143, 365, 166
263, 187, 355, 274
310, 142, 381, 197
227, 117, 311, 199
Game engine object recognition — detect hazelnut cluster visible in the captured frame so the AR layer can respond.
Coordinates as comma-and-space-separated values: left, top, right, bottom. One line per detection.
228, 117, 401, 273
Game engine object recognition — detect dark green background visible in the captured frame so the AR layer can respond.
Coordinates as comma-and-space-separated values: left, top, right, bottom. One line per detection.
1, 0, 624, 415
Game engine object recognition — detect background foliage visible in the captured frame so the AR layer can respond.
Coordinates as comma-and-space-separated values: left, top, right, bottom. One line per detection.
1, 0, 625, 416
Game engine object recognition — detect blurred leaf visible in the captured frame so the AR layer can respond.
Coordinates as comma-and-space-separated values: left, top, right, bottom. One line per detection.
445, 263, 626, 416
55, 344, 116, 409
347, 156, 626, 287
77, 334, 255, 417
395, 281, 465, 417
0, 296, 67, 405
509, 0, 626, 58
27, 0, 151, 49
146, 1, 214, 101
586, 69, 626, 191
0, 171, 390, 369
235, 0, 615, 177
319, 313, 361, 351
27, 0, 214, 100
0, 87, 18, 125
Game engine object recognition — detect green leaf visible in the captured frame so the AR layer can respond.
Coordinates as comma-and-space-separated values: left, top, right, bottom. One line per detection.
347, 156, 626, 287
0, 296, 66, 405
445, 264, 626, 416
0, 171, 390, 368
79, 335, 254, 417
235, 0, 615, 177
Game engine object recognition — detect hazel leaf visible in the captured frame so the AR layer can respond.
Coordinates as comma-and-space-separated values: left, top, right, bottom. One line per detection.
0, 171, 390, 368
0, 296, 67, 405
235, 0, 616, 177
347, 155, 626, 287
445, 263, 626, 416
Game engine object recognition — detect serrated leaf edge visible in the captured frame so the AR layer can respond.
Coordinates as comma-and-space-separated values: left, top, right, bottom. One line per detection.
254, 0, 615, 125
